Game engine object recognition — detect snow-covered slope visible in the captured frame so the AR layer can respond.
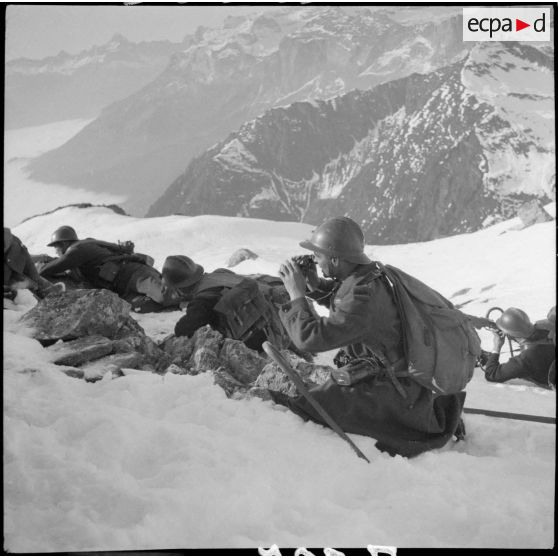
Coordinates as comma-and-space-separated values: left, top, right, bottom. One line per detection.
4, 205, 555, 552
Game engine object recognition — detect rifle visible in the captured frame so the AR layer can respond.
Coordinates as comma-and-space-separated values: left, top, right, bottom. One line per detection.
262, 341, 370, 464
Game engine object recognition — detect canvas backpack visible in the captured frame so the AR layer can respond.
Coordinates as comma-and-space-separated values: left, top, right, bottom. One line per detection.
213, 277, 289, 349
74, 239, 153, 284
375, 262, 482, 395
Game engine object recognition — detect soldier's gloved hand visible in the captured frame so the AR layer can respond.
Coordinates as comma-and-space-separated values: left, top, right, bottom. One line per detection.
491, 330, 506, 353
279, 260, 307, 301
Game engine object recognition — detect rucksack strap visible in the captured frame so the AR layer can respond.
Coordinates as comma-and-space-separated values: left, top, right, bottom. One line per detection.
363, 262, 410, 398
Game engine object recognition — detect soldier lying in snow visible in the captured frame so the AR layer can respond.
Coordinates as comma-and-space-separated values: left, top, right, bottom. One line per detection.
161, 255, 290, 351
39, 226, 166, 312
482, 306, 556, 389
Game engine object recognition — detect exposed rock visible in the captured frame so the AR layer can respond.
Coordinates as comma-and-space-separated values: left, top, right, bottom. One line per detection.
227, 248, 258, 268
213, 367, 248, 398
245, 387, 273, 401
80, 352, 143, 380
295, 361, 333, 385
254, 350, 333, 396
20, 289, 131, 342
164, 363, 189, 375
83, 366, 114, 383
59, 367, 85, 379
159, 334, 195, 367
113, 317, 171, 372
517, 200, 553, 228
23, 203, 128, 225
47, 335, 114, 367
189, 326, 224, 372
219, 338, 267, 384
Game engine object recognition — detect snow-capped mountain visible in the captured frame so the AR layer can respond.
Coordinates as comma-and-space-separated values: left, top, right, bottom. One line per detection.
147, 42, 554, 243
5, 34, 182, 129
26, 6, 477, 216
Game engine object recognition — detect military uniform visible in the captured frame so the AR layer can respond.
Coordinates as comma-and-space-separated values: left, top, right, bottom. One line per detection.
4, 228, 41, 289
40, 238, 163, 306
484, 331, 555, 388
271, 262, 465, 458
171, 269, 288, 351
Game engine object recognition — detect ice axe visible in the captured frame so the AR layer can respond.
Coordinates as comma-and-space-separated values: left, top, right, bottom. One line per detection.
262, 341, 371, 464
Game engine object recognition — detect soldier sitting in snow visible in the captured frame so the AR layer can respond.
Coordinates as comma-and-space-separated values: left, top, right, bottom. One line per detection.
161, 255, 290, 351
39, 225, 165, 312
483, 306, 555, 389
270, 216, 467, 458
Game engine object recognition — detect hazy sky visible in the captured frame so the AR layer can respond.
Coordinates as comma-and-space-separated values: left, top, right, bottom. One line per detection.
5, 4, 277, 60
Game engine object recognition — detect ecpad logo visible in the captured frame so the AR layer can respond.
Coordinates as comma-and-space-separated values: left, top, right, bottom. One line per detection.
463, 7, 550, 42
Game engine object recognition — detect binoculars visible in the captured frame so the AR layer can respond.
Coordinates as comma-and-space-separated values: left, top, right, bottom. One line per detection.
292, 254, 317, 275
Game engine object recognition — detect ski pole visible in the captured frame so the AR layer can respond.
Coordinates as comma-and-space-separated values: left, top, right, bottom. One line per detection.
262, 341, 371, 464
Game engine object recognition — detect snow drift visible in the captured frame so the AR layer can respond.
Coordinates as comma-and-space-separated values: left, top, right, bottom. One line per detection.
4, 205, 555, 552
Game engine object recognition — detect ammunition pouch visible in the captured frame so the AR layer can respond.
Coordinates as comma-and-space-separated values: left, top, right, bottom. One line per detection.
213, 278, 289, 349
214, 278, 268, 342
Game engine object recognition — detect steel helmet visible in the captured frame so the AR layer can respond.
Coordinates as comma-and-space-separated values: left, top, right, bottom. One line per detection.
300, 217, 371, 264
496, 307, 535, 339
47, 226, 78, 247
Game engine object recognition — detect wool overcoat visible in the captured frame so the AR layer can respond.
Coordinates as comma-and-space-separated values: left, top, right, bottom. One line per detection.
272, 262, 465, 458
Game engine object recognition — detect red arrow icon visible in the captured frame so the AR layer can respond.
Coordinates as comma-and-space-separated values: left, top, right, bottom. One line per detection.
516, 19, 531, 31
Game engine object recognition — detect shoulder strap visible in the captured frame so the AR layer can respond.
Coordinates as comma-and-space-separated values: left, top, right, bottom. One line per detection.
360, 262, 409, 398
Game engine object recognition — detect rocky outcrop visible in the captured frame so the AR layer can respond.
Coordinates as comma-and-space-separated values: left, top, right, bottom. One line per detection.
227, 248, 259, 267
23, 203, 127, 225
517, 200, 553, 228
219, 338, 267, 384
158, 325, 328, 398
20, 289, 131, 342
19, 288, 328, 393
80, 352, 143, 382
21, 289, 170, 381
254, 353, 333, 397
47, 335, 114, 366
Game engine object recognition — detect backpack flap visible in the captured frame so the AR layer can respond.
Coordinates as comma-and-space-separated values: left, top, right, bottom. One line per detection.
380, 263, 481, 395
213, 278, 267, 341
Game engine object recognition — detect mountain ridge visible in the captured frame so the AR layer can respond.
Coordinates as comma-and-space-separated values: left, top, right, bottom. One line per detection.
26, 7, 477, 215
146, 42, 554, 244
